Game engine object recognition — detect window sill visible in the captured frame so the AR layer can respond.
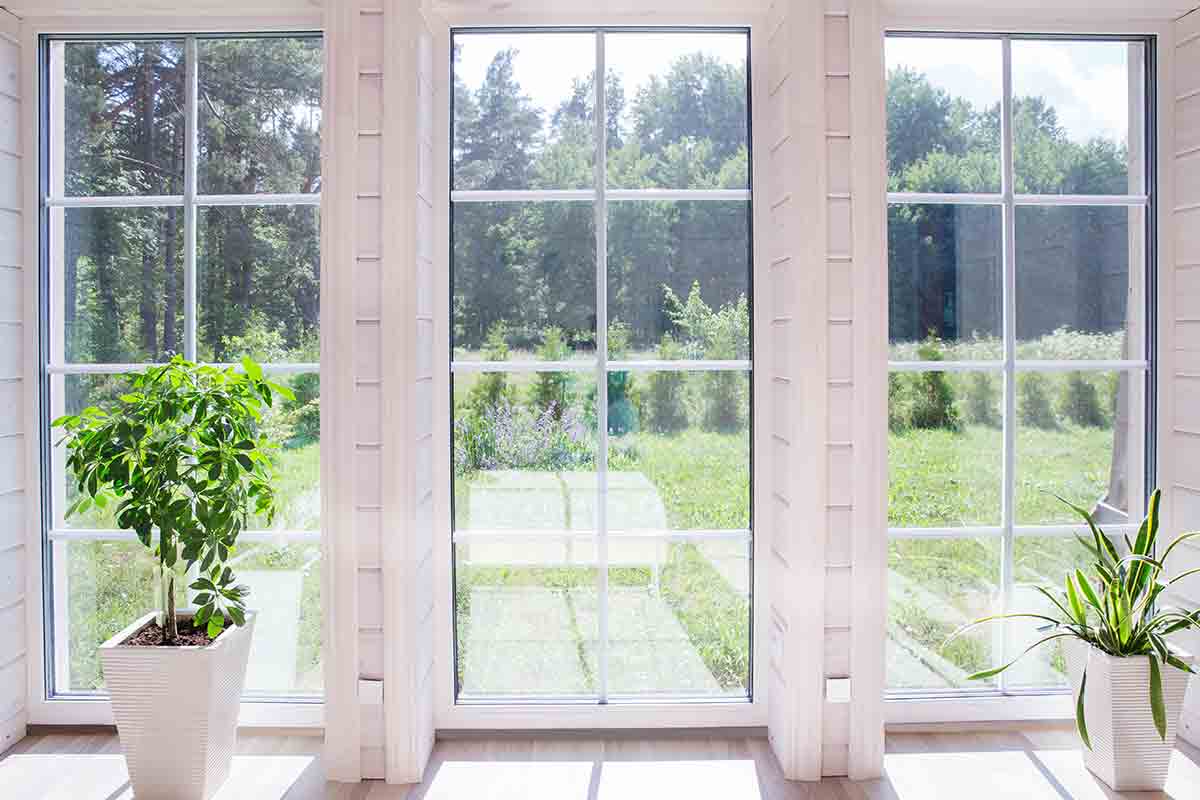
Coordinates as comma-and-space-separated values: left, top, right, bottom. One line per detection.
885, 692, 1072, 725
29, 697, 324, 728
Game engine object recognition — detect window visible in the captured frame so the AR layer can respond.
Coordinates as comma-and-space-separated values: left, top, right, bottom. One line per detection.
450, 29, 752, 702
40, 34, 323, 698
885, 34, 1153, 694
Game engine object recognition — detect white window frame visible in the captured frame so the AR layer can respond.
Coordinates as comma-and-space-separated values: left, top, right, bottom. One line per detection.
433, 9, 771, 730
881, 13, 1175, 726
21, 10, 325, 729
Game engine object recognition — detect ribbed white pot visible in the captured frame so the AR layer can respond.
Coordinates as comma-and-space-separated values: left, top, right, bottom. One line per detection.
1064, 638, 1192, 791
99, 611, 256, 800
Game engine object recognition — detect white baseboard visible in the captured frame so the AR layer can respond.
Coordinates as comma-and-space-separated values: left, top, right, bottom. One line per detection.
0, 708, 27, 755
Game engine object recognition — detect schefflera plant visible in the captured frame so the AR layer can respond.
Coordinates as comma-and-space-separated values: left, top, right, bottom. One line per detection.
949, 489, 1200, 746
53, 356, 293, 642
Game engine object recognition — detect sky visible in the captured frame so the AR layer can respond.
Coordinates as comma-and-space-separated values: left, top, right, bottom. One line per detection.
453, 31, 748, 132
885, 36, 1138, 145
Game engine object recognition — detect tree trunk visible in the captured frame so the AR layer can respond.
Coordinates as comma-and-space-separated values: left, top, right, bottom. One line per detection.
162, 569, 178, 643
162, 207, 178, 356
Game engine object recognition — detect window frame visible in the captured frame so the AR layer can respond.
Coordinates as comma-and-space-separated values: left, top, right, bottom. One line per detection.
33, 22, 324, 722
447, 25, 755, 706
883, 29, 1158, 703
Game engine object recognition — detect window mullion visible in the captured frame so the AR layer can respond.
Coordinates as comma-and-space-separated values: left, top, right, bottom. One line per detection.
999, 36, 1017, 696
183, 36, 199, 361
594, 29, 610, 705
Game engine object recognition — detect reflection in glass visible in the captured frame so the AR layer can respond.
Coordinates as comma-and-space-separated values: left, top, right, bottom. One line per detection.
885, 36, 1002, 193
1012, 39, 1143, 195
59, 207, 184, 364
452, 371, 597, 532
888, 537, 1001, 690
606, 371, 750, 531
606, 540, 750, 697
607, 201, 750, 360
451, 202, 596, 361
238, 542, 323, 695
455, 545, 600, 697
1015, 206, 1140, 360
198, 36, 323, 195
605, 32, 749, 190
888, 204, 1003, 360
62, 41, 185, 197
888, 370, 1002, 527
196, 206, 320, 363
1015, 370, 1140, 525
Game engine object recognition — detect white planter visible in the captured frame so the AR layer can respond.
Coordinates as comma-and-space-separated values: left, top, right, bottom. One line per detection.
1064, 638, 1193, 791
99, 611, 256, 800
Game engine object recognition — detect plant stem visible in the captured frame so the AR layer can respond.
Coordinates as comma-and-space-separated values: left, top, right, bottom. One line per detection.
163, 569, 178, 643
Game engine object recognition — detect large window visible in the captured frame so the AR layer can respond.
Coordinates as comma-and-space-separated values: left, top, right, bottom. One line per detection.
450, 29, 752, 702
885, 34, 1153, 694
40, 34, 323, 698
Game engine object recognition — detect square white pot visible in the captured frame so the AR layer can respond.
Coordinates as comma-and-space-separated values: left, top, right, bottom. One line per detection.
1064, 638, 1193, 791
99, 611, 256, 800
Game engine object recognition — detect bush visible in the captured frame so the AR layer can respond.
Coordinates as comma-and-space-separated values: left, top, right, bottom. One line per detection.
468, 322, 515, 413
1061, 371, 1106, 427
964, 372, 1000, 427
647, 334, 689, 433
453, 400, 593, 476
530, 326, 571, 418
1019, 372, 1058, 429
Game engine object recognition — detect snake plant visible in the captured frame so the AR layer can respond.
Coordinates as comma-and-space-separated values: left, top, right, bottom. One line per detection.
948, 489, 1200, 746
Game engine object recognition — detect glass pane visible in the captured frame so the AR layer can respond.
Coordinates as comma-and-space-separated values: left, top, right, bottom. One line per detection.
196, 205, 320, 363
607, 539, 750, 697
249, 372, 320, 531
607, 201, 750, 361
60, 540, 171, 690
606, 371, 750, 530
197, 37, 323, 195
1015, 206, 1142, 360
61, 41, 185, 197
885, 36, 1002, 193
888, 537, 1002, 690
455, 540, 599, 697
1015, 370, 1142, 525
58, 207, 184, 363
605, 32, 748, 190
888, 204, 1003, 361
888, 370, 1002, 527
453, 371, 597, 532
1007, 536, 1095, 689
1012, 40, 1144, 195
239, 542, 323, 695
452, 32, 596, 191
452, 202, 596, 362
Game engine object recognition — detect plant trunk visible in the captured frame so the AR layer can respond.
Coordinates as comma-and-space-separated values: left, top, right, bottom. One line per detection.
163, 570, 178, 643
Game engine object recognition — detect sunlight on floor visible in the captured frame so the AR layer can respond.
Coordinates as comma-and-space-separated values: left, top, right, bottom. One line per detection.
0, 753, 316, 800
596, 760, 762, 800
423, 761, 595, 800
883, 748, 1200, 799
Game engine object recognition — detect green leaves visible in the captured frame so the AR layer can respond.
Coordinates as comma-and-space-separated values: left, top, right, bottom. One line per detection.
958, 488, 1200, 747
51, 356, 286, 634
1076, 668, 1091, 749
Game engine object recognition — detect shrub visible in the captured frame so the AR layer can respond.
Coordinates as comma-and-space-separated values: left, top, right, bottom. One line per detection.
467, 322, 515, 413
1019, 372, 1058, 429
647, 334, 689, 433
908, 336, 961, 431
964, 372, 1000, 427
453, 400, 593, 476
888, 373, 913, 432
1061, 371, 1106, 427
530, 326, 571, 418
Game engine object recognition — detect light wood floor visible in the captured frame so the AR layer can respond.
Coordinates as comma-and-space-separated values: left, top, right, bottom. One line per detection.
2, 723, 1199, 799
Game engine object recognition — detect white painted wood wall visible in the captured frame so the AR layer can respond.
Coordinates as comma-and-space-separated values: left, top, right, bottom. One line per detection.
764, 0, 886, 780
0, 8, 25, 757
1168, 7, 1200, 748
322, 0, 436, 781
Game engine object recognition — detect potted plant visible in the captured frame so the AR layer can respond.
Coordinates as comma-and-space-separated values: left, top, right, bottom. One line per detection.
53, 356, 292, 800
950, 489, 1200, 790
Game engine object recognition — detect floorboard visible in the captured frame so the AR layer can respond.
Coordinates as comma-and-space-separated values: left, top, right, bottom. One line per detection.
1, 724, 1198, 799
